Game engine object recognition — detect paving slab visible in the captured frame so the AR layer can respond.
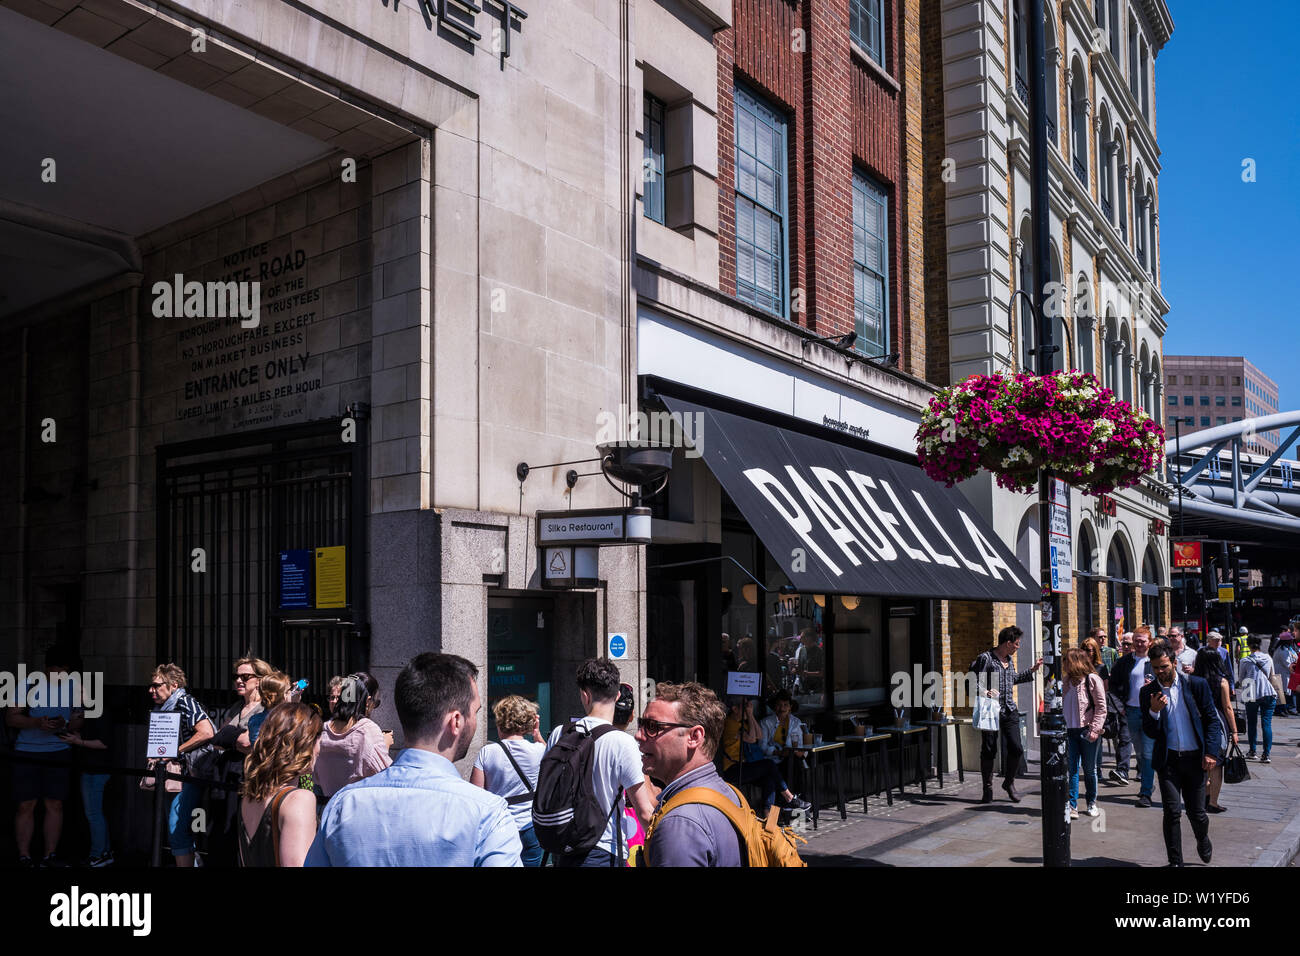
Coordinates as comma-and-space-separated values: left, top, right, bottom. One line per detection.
801, 716, 1300, 867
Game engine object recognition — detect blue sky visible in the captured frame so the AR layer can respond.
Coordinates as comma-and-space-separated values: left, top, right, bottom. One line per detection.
1157, 1, 1300, 454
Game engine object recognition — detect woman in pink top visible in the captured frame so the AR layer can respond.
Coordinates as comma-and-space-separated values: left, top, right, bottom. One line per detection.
1064, 647, 1107, 820
313, 672, 392, 799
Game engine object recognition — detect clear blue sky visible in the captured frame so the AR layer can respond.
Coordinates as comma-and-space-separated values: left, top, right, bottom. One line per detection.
1158, 1, 1300, 455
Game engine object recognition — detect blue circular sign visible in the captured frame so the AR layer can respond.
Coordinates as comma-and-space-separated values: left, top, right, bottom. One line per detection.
609, 634, 627, 659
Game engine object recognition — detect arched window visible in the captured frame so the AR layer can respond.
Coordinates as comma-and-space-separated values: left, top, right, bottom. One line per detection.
1115, 138, 1128, 243
1077, 523, 1098, 641
1150, 356, 1162, 426
1070, 64, 1088, 185
1102, 311, 1118, 391
1133, 162, 1145, 262
1075, 272, 1094, 375
1107, 535, 1133, 638
1141, 545, 1162, 628
1145, 182, 1156, 278
1119, 320, 1133, 405
1098, 107, 1113, 221
1017, 223, 1063, 373
1138, 343, 1150, 412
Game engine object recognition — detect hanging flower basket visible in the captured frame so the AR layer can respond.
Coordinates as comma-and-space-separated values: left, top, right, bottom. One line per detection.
915, 371, 1165, 496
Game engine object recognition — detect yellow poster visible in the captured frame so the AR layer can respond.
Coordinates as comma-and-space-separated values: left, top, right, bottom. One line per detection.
315, 546, 347, 608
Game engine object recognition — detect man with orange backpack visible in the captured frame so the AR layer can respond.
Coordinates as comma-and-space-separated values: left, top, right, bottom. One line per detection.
635, 682, 804, 867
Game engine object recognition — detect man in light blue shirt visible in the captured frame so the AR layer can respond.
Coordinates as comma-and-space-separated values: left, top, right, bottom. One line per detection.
306, 653, 521, 867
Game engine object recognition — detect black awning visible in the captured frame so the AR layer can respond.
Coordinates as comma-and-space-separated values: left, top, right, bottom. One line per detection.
660, 394, 1040, 604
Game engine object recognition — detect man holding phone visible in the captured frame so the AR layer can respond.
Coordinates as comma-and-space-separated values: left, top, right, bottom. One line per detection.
4, 645, 82, 867
1141, 640, 1222, 867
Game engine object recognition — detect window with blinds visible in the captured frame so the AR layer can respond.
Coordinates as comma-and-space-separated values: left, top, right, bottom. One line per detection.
852, 170, 889, 357
734, 86, 787, 317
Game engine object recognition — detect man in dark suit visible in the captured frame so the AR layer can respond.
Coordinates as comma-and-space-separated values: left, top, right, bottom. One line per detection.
1141, 640, 1223, 867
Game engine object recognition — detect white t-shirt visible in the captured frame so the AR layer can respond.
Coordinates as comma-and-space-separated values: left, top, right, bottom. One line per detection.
473, 738, 545, 831
1176, 647, 1197, 671
546, 716, 644, 857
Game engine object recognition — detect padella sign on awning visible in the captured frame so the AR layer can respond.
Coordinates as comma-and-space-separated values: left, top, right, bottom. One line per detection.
659, 395, 1040, 604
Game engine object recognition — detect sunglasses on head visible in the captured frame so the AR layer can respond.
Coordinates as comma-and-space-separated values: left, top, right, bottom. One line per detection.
636, 717, 694, 738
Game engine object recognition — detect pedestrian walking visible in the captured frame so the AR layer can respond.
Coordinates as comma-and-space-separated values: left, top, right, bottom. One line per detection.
1064, 647, 1106, 819
146, 663, 215, 867
471, 695, 546, 866
1169, 627, 1196, 675
1141, 641, 1222, 867
1102, 632, 1134, 785
238, 702, 322, 867
306, 653, 521, 866
1271, 633, 1297, 716
1193, 647, 1236, 814
635, 682, 744, 867
971, 626, 1044, 803
534, 658, 654, 867
313, 672, 392, 800
1110, 625, 1157, 806
1240, 636, 1276, 763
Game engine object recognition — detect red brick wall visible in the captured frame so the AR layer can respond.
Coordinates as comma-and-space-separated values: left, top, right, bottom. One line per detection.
718, 0, 907, 353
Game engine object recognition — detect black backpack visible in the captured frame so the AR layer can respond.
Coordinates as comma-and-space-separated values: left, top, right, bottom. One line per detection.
532, 722, 624, 860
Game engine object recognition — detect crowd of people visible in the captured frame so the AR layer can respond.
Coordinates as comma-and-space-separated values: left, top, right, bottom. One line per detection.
7, 617, 1298, 868
976, 621, 1298, 866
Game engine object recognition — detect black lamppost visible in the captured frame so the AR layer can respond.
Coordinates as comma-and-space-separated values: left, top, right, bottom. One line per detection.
1027, 0, 1069, 867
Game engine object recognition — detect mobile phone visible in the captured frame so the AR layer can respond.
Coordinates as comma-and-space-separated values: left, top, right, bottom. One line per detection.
294, 679, 309, 692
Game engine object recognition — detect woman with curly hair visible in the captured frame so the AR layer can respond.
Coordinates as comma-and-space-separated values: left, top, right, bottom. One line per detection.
238, 702, 321, 867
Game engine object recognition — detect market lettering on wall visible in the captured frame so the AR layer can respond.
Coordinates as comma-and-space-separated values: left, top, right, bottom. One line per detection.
173, 241, 323, 426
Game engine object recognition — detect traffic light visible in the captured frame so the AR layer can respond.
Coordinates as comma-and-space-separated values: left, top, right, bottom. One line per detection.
1236, 559, 1250, 593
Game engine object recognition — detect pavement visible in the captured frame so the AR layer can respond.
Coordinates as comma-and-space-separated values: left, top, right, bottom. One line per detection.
800, 714, 1300, 867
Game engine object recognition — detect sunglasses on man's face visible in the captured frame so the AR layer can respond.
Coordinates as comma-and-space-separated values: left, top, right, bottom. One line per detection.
636, 717, 694, 738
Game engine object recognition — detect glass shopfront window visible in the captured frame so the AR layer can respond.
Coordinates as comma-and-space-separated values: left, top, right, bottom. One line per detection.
831, 596, 885, 708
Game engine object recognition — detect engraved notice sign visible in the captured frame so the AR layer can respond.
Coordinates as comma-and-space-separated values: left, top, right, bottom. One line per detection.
172, 239, 323, 429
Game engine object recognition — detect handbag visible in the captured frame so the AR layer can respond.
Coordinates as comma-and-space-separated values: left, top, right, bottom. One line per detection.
973, 694, 1000, 732
140, 757, 184, 794
1223, 742, 1250, 785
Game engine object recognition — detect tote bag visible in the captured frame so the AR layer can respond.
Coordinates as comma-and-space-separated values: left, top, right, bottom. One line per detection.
973, 694, 1000, 732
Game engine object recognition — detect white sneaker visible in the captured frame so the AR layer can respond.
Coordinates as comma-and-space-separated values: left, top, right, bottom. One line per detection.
1086, 803, 1100, 817
1069, 806, 1079, 820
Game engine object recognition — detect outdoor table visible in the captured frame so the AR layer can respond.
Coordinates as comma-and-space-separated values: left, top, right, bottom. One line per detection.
917, 718, 969, 787
793, 740, 847, 829
878, 725, 930, 797
835, 733, 893, 812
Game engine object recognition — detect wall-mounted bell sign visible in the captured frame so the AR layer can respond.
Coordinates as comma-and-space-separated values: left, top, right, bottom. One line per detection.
541, 545, 598, 590
536, 507, 651, 590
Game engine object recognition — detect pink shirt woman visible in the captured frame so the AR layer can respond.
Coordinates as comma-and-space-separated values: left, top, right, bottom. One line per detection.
313, 673, 391, 798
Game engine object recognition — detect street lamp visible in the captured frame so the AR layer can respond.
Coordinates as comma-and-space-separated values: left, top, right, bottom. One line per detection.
1026, 0, 1070, 867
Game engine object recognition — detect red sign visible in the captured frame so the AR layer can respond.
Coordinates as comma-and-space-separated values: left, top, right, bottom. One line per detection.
1097, 494, 1117, 517
1172, 541, 1202, 569
1151, 518, 1166, 536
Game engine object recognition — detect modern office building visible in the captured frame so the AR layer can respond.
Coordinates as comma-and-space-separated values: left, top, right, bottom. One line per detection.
1164, 355, 1281, 455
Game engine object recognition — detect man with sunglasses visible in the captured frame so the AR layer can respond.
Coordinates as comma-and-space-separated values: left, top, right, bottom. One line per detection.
635, 682, 742, 867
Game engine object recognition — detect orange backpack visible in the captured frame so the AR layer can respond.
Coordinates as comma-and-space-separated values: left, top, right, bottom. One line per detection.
642, 783, 807, 867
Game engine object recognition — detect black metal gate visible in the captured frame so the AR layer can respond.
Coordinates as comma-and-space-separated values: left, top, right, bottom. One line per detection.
156, 411, 369, 709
